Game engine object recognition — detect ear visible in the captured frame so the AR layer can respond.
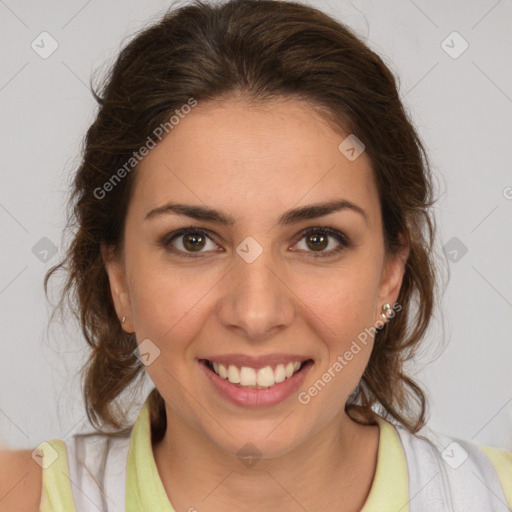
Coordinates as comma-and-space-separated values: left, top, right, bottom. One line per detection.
100, 243, 135, 333
375, 241, 409, 323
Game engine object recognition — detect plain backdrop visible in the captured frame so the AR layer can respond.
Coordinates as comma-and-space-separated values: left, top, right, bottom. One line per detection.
1, 0, 511, 452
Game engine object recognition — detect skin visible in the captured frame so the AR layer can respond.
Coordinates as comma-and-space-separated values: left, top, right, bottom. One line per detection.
102, 95, 409, 512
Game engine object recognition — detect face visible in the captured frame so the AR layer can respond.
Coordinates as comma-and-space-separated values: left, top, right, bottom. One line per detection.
102, 96, 407, 458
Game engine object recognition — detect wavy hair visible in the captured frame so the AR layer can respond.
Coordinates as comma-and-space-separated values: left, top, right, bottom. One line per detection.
45, 0, 441, 444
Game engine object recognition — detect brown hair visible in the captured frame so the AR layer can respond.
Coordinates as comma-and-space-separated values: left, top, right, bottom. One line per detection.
45, 0, 440, 443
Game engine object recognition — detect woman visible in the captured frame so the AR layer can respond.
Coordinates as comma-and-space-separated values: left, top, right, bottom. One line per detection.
1, 0, 510, 511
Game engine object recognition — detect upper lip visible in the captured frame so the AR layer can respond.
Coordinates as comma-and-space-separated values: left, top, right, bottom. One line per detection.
199, 353, 312, 369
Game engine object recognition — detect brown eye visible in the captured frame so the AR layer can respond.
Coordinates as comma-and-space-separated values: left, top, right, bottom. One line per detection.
182, 232, 206, 251
305, 232, 329, 251
162, 228, 220, 257
293, 227, 351, 258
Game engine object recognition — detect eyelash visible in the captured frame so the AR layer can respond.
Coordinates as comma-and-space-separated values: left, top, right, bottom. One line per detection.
160, 226, 351, 259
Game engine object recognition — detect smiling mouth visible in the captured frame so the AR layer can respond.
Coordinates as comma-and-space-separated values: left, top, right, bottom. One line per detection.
201, 358, 314, 389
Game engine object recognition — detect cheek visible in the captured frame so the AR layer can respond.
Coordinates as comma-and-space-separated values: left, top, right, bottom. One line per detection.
304, 261, 381, 334
125, 246, 210, 344
131, 274, 206, 344
297, 258, 381, 369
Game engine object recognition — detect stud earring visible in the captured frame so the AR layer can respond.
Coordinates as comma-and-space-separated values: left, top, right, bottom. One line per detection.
122, 316, 126, 324
381, 303, 391, 319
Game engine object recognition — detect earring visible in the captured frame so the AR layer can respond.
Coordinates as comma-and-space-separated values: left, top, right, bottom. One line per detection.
381, 303, 391, 319
122, 316, 126, 324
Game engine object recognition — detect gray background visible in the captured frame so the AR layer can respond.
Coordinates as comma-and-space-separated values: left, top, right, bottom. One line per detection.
1, 0, 511, 451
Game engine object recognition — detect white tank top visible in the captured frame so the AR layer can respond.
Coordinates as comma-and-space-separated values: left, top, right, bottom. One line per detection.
393, 423, 510, 511
65, 431, 131, 511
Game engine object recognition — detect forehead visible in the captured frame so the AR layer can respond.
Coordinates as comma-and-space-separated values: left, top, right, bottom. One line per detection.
131, 97, 378, 227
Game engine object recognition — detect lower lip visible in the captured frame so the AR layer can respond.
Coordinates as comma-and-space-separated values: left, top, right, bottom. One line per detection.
198, 359, 313, 407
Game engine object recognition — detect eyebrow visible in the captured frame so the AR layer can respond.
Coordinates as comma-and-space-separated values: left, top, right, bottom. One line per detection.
144, 199, 368, 226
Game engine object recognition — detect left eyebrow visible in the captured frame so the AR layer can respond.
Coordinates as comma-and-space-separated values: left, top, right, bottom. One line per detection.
144, 199, 368, 226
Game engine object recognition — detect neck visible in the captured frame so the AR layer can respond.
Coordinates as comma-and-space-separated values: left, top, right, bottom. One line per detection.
152, 406, 379, 512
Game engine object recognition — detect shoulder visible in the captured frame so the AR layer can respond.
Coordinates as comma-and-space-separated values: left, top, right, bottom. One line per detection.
0, 448, 42, 512
0, 439, 77, 512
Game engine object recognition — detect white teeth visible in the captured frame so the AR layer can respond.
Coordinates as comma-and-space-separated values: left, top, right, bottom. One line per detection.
240, 367, 257, 386
227, 364, 240, 383
218, 363, 228, 379
211, 360, 306, 388
256, 366, 275, 387
274, 364, 286, 383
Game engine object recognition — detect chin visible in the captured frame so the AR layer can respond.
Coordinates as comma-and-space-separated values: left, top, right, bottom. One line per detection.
205, 423, 305, 462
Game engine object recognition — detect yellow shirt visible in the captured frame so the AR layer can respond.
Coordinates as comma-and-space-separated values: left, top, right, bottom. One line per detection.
38, 397, 512, 511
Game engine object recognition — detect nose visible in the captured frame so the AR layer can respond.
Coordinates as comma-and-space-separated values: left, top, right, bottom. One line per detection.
216, 245, 295, 342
